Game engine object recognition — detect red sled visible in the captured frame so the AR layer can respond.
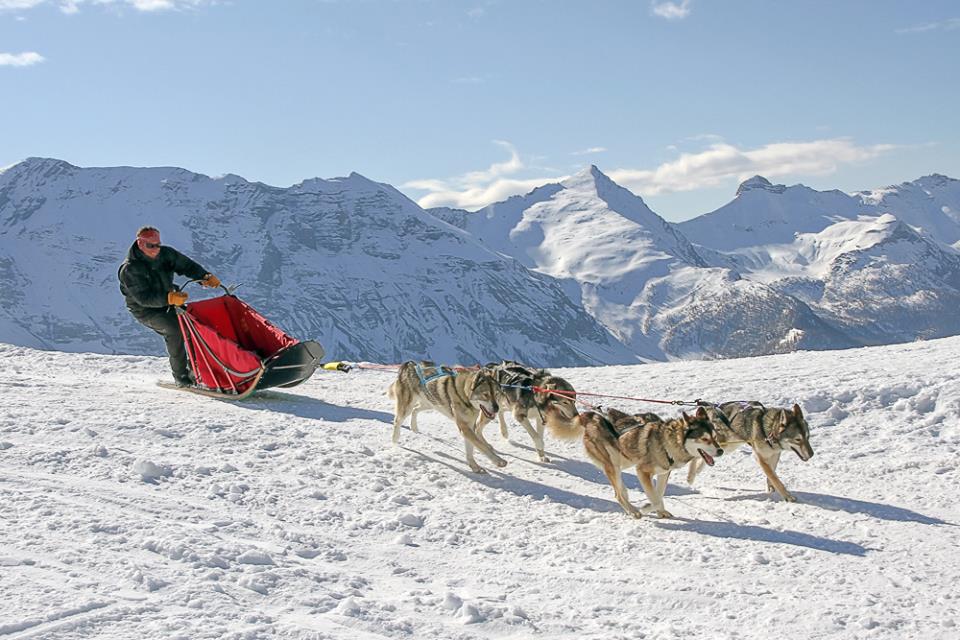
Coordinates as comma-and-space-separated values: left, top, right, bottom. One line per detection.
167, 283, 324, 399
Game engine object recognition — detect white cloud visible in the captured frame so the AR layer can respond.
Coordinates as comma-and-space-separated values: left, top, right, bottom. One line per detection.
896, 18, 960, 34
0, 51, 45, 66
608, 138, 898, 196
0, 0, 212, 12
403, 137, 897, 209
0, 0, 44, 9
682, 133, 723, 143
403, 141, 567, 210
571, 146, 607, 156
651, 0, 691, 20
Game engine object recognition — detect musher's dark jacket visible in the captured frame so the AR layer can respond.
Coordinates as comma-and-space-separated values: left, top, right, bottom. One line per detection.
118, 242, 208, 319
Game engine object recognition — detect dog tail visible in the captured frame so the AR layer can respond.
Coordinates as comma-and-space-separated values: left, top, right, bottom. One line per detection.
387, 380, 396, 399
545, 417, 583, 440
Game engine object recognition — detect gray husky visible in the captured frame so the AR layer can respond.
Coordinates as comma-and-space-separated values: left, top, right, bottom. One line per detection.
581, 407, 723, 518
687, 401, 814, 502
477, 360, 580, 462
389, 361, 506, 473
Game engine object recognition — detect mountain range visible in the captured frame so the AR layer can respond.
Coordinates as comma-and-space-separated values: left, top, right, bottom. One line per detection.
2, 157, 958, 364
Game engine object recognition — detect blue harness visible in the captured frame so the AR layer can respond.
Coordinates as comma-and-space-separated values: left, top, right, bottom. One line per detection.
415, 362, 456, 386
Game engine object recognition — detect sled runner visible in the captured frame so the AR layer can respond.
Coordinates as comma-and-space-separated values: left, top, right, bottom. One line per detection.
159, 280, 324, 400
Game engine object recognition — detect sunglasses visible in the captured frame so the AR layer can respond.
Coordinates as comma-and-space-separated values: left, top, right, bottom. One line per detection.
141, 241, 161, 249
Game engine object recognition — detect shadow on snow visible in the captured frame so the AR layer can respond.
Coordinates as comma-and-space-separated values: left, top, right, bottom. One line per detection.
407, 447, 625, 514
725, 490, 953, 526
236, 390, 394, 424
654, 519, 871, 557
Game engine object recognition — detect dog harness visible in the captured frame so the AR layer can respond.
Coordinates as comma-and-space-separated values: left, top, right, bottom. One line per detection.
414, 362, 456, 387
602, 414, 676, 467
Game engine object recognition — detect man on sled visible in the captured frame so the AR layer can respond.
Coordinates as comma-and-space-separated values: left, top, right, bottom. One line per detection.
118, 226, 220, 387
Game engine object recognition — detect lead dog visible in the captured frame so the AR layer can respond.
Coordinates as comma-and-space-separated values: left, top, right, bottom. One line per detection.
687, 401, 813, 502
389, 361, 506, 473
477, 360, 581, 462
581, 407, 723, 518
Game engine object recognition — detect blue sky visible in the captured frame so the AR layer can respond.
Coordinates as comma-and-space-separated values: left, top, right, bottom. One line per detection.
2, 0, 958, 221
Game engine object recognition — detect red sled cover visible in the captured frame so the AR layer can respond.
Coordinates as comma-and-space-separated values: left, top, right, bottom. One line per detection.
179, 295, 299, 395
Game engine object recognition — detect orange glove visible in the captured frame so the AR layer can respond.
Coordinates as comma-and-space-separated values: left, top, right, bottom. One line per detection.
167, 291, 189, 306
201, 273, 221, 288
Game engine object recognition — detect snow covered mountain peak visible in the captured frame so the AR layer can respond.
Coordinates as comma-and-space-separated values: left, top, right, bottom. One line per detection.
556, 164, 678, 232
562, 164, 617, 192
914, 173, 957, 189
0, 158, 636, 365
14, 156, 75, 171
292, 171, 387, 194
854, 174, 960, 245
680, 177, 865, 251
735, 175, 785, 196
3, 156, 77, 182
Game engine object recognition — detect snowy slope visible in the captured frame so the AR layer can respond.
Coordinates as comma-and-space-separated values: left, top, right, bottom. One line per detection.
677, 176, 865, 252
857, 173, 960, 246
1, 338, 958, 639
433, 167, 854, 359
732, 214, 960, 340
0, 158, 633, 366
678, 174, 960, 254
677, 176, 960, 348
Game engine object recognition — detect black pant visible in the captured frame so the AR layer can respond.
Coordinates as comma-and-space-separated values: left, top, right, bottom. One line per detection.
135, 307, 190, 381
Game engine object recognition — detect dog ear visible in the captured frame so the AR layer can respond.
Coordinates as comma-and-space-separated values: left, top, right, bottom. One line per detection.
695, 406, 708, 420
793, 403, 803, 419
682, 411, 691, 424
780, 409, 789, 425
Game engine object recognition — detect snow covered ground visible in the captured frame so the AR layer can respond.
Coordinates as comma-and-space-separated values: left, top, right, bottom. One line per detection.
1, 338, 958, 639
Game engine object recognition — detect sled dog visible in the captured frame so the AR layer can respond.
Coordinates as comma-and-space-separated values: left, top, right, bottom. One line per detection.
581, 407, 723, 518
477, 360, 581, 462
389, 361, 506, 473
687, 401, 813, 502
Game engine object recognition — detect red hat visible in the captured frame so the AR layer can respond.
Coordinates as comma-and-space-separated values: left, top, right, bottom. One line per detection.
137, 228, 161, 258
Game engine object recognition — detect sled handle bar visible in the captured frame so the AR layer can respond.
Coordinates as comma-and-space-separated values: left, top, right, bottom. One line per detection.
174, 279, 236, 295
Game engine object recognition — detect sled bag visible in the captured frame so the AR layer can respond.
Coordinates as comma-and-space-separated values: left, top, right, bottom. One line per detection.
179, 295, 299, 395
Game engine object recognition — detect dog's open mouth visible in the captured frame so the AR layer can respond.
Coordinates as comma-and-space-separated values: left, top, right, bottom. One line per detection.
699, 449, 715, 467
792, 446, 809, 461
481, 405, 495, 419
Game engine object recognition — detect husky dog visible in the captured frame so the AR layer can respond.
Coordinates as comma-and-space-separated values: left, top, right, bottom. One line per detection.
581, 407, 723, 518
477, 360, 581, 462
687, 401, 813, 502
389, 361, 506, 473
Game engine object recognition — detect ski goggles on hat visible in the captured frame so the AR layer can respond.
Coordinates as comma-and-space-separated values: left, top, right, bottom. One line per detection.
137, 231, 162, 251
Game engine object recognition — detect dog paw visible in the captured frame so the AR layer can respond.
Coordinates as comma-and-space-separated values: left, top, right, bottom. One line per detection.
782, 493, 797, 503
470, 465, 487, 474
538, 454, 551, 464
626, 509, 643, 519
494, 457, 508, 468
656, 510, 674, 519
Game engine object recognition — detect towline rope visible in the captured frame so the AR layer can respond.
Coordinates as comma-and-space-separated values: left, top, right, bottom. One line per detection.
324, 362, 486, 375
328, 364, 717, 410
496, 383, 714, 414
501, 383, 713, 408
